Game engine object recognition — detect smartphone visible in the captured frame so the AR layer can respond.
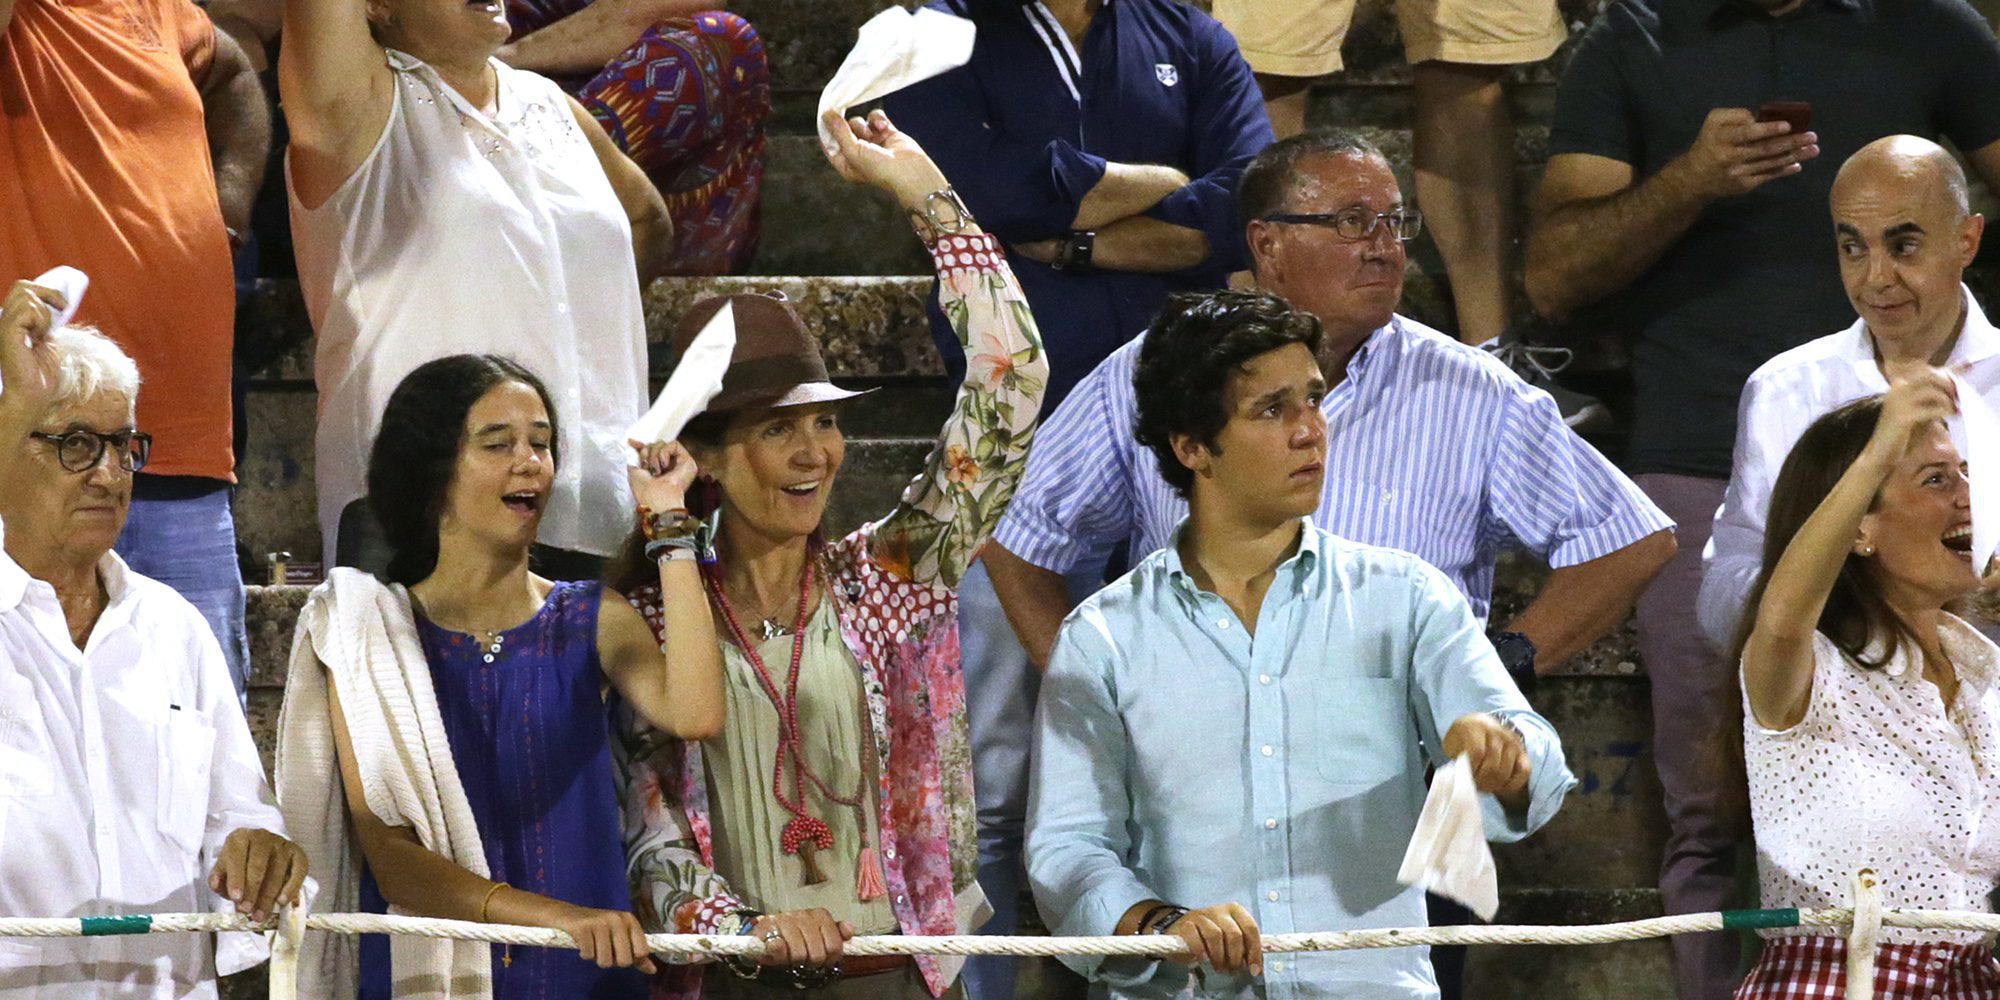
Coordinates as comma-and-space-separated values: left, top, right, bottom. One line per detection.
1755, 101, 1812, 135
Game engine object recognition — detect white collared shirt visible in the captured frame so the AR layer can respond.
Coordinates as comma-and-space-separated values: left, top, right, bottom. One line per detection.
1700, 286, 2000, 651
0, 518, 287, 997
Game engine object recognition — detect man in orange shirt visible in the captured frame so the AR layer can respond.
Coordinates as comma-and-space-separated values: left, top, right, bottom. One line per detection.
1, 0, 270, 697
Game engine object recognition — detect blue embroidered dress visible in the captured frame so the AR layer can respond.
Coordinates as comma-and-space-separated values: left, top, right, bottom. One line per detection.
359, 580, 645, 1000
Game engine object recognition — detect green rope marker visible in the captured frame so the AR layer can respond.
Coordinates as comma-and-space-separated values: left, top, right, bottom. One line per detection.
80, 916, 154, 937
1721, 908, 1801, 931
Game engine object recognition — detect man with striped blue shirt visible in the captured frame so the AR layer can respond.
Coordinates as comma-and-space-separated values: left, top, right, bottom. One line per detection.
987, 131, 1674, 991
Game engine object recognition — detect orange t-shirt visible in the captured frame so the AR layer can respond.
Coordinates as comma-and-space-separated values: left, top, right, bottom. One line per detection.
0, 0, 236, 480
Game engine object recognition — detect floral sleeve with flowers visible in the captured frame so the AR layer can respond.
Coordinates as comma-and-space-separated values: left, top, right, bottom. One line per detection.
868, 232, 1049, 589
609, 637, 745, 960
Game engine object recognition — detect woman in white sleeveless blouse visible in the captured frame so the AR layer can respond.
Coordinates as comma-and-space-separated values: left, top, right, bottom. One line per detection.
1735, 370, 2000, 998
279, 0, 674, 571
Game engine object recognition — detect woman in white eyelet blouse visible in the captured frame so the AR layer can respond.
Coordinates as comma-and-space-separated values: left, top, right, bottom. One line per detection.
1734, 372, 2000, 999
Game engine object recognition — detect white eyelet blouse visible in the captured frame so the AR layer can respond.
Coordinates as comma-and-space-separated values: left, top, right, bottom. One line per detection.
1743, 614, 2000, 945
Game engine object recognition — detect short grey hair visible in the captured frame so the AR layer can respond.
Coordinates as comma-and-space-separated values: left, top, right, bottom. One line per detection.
48, 324, 141, 417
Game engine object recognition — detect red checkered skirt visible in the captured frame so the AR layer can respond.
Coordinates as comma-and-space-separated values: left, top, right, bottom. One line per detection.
1736, 936, 2000, 998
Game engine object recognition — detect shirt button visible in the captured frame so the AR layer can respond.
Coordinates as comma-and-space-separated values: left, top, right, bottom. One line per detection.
1270, 960, 1285, 973
1264, 818, 1277, 830
1261, 745, 1274, 757
1266, 890, 1280, 902
1216, 619, 1231, 630
884, 847, 896, 860
1258, 674, 1271, 685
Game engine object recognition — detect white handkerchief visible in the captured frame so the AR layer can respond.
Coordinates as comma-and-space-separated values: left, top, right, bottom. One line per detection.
1396, 755, 1499, 921
1951, 373, 2000, 574
34, 266, 88, 329
816, 6, 976, 153
1, 266, 88, 400
625, 302, 735, 464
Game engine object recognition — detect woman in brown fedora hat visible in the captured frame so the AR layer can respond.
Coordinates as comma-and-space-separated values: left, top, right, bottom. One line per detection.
605, 109, 1049, 999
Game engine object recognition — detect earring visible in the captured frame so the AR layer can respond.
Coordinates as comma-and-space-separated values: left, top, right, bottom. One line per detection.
1858, 545, 1876, 557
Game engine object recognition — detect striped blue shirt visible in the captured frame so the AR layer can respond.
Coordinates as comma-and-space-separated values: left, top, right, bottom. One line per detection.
991, 315, 1673, 621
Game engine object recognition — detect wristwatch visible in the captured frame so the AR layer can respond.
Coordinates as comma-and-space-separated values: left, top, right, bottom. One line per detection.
1052, 229, 1096, 272
1488, 629, 1538, 695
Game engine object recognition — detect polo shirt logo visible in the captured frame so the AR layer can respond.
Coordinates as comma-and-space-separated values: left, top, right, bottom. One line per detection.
1155, 63, 1178, 87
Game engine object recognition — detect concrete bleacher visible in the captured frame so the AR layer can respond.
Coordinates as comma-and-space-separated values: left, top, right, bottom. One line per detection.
220, 0, 2000, 996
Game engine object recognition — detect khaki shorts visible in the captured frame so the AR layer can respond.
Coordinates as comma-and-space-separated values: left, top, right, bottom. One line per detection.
1211, 0, 1567, 78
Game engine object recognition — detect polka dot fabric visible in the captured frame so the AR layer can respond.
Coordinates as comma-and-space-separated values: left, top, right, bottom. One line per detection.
1735, 936, 2000, 999
625, 525, 974, 998
1742, 615, 2000, 947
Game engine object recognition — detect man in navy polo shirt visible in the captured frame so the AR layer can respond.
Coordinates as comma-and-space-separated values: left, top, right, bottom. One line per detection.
1524, 2, 2000, 997
884, 4, 1272, 997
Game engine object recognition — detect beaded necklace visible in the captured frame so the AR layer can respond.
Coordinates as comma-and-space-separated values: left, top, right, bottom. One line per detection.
703, 559, 886, 899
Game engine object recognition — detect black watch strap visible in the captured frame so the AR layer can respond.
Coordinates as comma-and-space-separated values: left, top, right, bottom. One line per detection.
1054, 229, 1096, 271
1489, 629, 1538, 692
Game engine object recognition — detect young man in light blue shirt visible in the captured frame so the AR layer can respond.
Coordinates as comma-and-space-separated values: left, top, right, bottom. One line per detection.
1025, 290, 1576, 999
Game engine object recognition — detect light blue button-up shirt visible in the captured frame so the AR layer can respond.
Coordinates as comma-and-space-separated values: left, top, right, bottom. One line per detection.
1026, 521, 1577, 999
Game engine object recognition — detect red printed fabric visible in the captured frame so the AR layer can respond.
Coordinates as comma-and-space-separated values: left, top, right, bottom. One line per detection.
1735, 937, 2000, 999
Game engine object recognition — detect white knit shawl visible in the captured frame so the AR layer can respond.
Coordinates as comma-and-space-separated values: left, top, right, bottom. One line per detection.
274, 568, 494, 1000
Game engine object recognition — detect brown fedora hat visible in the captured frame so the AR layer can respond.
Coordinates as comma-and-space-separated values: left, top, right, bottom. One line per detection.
669, 291, 873, 414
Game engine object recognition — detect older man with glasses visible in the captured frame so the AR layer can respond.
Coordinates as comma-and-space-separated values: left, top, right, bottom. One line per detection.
986, 131, 1677, 996
0, 278, 308, 998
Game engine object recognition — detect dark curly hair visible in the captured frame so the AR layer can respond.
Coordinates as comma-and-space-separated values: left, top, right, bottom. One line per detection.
1132, 290, 1323, 500
366, 355, 559, 586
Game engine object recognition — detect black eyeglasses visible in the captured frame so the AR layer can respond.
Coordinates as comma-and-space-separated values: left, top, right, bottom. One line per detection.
29, 429, 153, 473
1262, 207, 1423, 243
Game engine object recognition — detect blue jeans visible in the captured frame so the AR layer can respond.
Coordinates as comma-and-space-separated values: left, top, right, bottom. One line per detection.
958, 551, 1112, 1000
115, 477, 250, 701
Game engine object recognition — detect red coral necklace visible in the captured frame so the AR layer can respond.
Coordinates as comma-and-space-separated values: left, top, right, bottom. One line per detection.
704, 559, 886, 899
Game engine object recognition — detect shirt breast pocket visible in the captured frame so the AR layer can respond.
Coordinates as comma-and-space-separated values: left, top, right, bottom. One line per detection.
156, 709, 217, 854
1309, 676, 1412, 787
0, 673, 54, 799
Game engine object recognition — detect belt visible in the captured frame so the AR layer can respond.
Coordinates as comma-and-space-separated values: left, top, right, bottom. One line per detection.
748, 953, 912, 988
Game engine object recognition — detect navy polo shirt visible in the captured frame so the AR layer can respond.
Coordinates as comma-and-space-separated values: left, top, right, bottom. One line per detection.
1548, 0, 2000, 477
884, 0, 1273, 407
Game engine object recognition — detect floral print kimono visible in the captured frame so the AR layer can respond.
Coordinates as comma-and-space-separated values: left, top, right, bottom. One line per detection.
617, 232, 1048, 998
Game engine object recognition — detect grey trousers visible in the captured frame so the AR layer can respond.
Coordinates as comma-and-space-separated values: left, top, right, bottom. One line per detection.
1635, 473, 1753, 1000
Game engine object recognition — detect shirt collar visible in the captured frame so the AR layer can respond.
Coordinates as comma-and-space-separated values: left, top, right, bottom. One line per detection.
1338, 317, 1402, 387
0, 518, 24, 614
1160, 517, 1321, 600
1878, 615, 2000, 693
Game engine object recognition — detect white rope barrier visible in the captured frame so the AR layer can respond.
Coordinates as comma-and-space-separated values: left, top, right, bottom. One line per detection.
5, 872, 1994, 993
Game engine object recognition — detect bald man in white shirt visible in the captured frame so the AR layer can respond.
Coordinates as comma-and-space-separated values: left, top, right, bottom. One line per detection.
1702, 136, 1996, 653
0, 278, 308, 998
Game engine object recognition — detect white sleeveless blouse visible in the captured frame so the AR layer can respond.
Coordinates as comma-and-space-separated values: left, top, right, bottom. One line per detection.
1743, 616, 2000, 945
288, 50, 646, 559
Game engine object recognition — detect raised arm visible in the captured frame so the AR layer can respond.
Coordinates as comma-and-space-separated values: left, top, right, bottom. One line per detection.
0, 280, 66, 488
1741, 373, 1956, 730
500, 0, 710, 75
598, 441, 725, 739
822, 109, 1050, 588
278, 0, 395, 208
